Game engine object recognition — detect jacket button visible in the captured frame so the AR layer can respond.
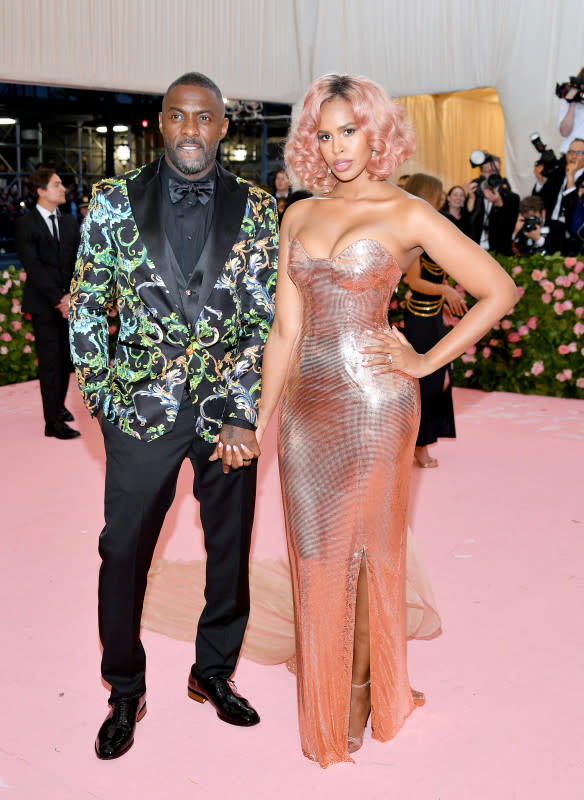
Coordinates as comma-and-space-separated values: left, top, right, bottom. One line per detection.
185, 289, 192, 296
186, 345, 194, 356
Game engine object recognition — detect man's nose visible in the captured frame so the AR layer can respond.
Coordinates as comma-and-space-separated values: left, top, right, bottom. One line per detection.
182, 116, 199, 135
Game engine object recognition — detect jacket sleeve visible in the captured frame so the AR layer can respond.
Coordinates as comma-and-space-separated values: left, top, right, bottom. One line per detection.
15, 216, 65, 307
68, 183, 118, 416
222, 192, 279, 429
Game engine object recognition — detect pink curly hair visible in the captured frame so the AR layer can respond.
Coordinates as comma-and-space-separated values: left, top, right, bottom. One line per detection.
284, 73, 415, 192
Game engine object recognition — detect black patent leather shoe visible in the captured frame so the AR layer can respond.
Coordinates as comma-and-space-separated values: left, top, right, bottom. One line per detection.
59, 408, 74, 422
44, 421, 81, 439
188, 671, 260, 726
95, 694, 147, 760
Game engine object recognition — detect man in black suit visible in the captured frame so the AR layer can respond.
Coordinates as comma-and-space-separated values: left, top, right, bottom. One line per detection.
15, 168, 81, 438
70, 73, 278, 760
466, 156, 519, 255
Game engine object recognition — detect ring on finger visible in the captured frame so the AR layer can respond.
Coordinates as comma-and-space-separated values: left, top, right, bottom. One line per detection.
387, 353, 393, 364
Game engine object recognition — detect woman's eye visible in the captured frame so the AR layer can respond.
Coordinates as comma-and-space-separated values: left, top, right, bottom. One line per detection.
318, 133, 330, 141
344, 128, 356, 136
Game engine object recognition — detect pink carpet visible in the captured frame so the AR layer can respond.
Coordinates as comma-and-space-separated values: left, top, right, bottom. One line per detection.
1, 379, 582, 799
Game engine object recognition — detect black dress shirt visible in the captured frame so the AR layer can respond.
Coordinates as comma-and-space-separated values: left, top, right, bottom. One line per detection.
160, 159, 217, 282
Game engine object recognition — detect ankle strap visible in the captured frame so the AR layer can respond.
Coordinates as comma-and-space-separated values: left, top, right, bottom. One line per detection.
351, 679, 371, 689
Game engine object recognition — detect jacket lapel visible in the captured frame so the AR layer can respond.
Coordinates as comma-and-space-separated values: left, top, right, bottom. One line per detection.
189, 164, 249, 323
126, 157, 187, 320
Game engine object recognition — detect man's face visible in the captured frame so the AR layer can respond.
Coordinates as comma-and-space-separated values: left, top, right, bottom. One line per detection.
38, 173, 66, 209
159, 84, 228, 178
275, 171, 290, 193
480, 160, 497, 177
566, 140, 584, 170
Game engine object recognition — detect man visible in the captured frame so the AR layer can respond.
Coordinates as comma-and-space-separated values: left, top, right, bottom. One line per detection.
15, 167, 81, 439
512, 196, 551, 255
69, 73, 278, 760
533, 138, 584, 254
466, 155, 519, 255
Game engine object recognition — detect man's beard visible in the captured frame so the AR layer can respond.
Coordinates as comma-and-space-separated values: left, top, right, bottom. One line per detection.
165, 138, 217, 176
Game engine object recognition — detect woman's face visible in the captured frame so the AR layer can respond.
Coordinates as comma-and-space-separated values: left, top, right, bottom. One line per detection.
275, 171, 290, 192
448, 187, 466, 208
317, 97, 372, 182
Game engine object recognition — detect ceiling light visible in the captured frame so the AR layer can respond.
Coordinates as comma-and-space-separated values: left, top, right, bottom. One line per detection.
96, 125, 108, 133
0, 117, 16, 125
113, 124, 128, 133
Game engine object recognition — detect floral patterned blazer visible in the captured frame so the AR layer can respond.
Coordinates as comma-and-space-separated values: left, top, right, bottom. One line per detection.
69, 158, 278, 443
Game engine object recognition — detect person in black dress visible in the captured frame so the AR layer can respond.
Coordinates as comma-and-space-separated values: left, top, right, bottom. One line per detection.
403, 174, 467, 468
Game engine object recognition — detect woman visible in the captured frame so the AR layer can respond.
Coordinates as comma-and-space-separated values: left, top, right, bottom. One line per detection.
404, 174, 466, 468
247, 74, 516, 767
441, 184, 471, 236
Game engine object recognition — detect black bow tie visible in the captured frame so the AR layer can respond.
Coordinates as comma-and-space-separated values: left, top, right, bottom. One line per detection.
168, 176, 214, 205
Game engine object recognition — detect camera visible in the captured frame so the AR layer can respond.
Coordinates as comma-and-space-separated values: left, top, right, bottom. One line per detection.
469, 150, 507, 197
530, 133, 565, 178
522, 215, 541, 233
556, 76, 584, 104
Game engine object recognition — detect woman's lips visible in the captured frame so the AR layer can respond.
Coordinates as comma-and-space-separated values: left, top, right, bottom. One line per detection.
333, 160, 352, 172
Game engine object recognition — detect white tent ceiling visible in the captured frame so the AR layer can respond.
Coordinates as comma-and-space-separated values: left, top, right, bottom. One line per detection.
1, 0, 583, 193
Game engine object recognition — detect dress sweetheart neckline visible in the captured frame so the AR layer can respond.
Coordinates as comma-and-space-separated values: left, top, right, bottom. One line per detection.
290, 236, 398, 265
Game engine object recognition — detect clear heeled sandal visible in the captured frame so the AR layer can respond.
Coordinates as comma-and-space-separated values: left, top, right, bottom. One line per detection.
347, 679, 371, 754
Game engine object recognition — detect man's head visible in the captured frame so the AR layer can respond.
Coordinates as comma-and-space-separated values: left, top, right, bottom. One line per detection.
519, 195, 544, 221
30, 168, 66, 211
566, 138, 584, 170
159, 72, 228, 179
274, 168, 290, 195
480, 156, 501, 178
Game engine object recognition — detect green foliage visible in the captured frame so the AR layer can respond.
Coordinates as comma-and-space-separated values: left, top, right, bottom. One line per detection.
0, 264, 39, 385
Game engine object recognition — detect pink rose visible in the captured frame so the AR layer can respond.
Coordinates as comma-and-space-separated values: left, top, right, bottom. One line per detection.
512, 348, 522, 358
573, 323, 584, 336
489, 338, 499, 346
389, 300, 397, 310
11, 320, 22, 331
564, 257, 577, 268
527, 316, 538, 330
568, 272, 579, 284
405, 290, 412, 299
0, 287, 8, 295
568, 342, 577, 352
531, 361, 544, 375
22, 345, 31, 354
501, 319, 512, 329
531, 269, 543, 281
19, 271, 26, 281
465, 345, 477, 355
558, 344, 571, 355
461, 354, 475, 363
0, 332, 12, 342
518, 325, 529, 336
553, 288, 565, 300
512, 265, 522, 275
482, 347, 492, 358
576, 307, 584, 318
508, 332, 521, 342
0, 313, 4, 322
576, 280, 584, 291
541, 280, 554, 293
516, 287, 525, 298
563, 300, 573, 311
464, 369, 473, 378
577, 378, 584, 389
554, 302, 564, 314
575, 261, 584, 274
0, 345, 7, 355
24, 332, 34, 341
556, 369, 573, 382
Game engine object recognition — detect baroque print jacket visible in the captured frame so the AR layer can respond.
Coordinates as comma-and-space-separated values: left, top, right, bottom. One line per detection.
69, 159, 278, 443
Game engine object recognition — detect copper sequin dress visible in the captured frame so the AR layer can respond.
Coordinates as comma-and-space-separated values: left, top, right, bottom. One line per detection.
278, 238, 421, 767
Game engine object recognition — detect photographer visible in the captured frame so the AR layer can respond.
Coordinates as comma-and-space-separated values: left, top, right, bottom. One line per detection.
512, 196, 550, 255
557, 68, 584, 153
533, 137, 584, 253
466, 153, 519, 255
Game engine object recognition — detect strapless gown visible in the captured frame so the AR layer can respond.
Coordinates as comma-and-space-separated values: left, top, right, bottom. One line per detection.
278, 238, 421, 767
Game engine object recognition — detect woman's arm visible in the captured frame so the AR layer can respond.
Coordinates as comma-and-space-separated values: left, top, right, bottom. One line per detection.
364, 199, 518, 377
406, 257, 467, 316
255, 208, 303, 441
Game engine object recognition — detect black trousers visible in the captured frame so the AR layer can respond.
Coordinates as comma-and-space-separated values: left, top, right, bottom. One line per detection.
31, 310, 71, 425
99, 399, 257, 702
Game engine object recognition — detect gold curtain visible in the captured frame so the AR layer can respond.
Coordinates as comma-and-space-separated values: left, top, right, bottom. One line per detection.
395, 88, 505, 192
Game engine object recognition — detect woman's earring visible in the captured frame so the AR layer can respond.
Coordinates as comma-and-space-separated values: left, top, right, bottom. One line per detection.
371, 150, 376, 157
327, 167, 332, 174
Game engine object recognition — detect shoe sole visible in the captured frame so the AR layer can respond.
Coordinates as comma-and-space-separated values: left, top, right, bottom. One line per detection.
187, 687, 259, 726
94, 702, 147, 760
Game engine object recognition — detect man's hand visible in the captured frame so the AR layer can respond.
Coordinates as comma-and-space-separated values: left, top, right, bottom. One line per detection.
483, 186, 503, 207
56, 293, 70, 319
209, 424, 261, 474
525, 223, 542, 243
533, 164, 547, 185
